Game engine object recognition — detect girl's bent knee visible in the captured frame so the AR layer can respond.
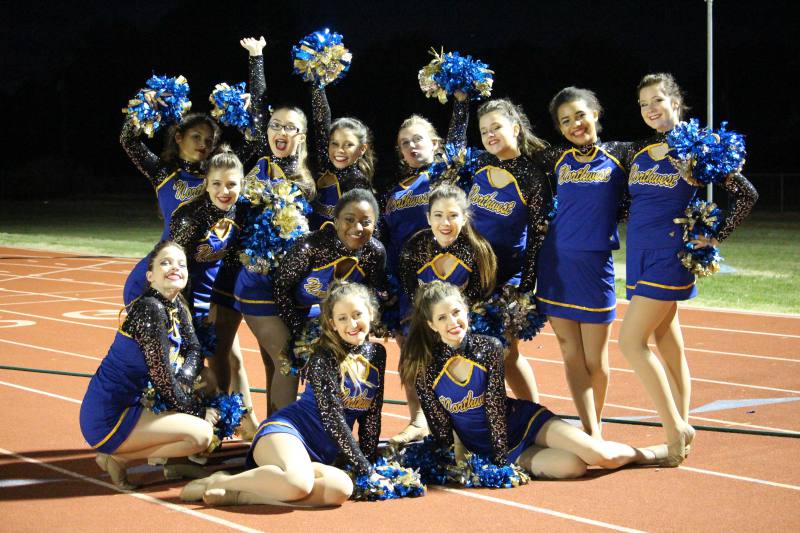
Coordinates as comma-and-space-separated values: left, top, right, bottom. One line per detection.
283, 469, 315, 500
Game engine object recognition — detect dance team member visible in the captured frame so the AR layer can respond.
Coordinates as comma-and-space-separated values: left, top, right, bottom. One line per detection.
383, 94, 469, 444
120, 42, 262, 305
620, 73, 757, 465
217, 37, 316, 421
181, 282, 386, 507
80, 241, 219, 490
466, 98, 551, 402
169, 148, 259, 434
535, 87, 633, 437
308, 83, 376, 229
273, 188, 387, 404
402, 281, 656, 479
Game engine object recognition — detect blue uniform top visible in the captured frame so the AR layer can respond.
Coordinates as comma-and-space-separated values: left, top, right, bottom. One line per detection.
626, 142, 696, 250
546, 144, 629, 251
170, 196, 240, 312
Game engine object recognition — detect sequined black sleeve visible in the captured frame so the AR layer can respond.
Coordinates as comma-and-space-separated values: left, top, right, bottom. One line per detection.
603, 141, 636, 223
716, 172, 758, 242
125, 296, 204, 417
273, 235, 313, 338
120, 120, 161, 189
168, 201, 202, 252
415, 360, 454, 449
398, 230, 427, 301
474, 335, 511, 464
307, 348, 372, 475
310, 86, 332, 174
519, 158, 551, 293
445, 99, 469, 151
362, 238, 389, 298
176, 301, 204, 388
357, 343, 386, 464
231, 55, 267, 167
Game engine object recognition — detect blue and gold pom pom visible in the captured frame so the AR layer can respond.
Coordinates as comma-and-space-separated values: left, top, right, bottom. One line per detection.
209, 82, 255, 140
667, 118, 747, 186
349, 457, 426, 501
123, 75, 192, 137
430, 143, 481, 192
239, 180, 311, 276
469, 286, 546, 345
674, 197, 724, 277
397, 435, 458, 486
292, 28, 352, 87
206, 392, 250, 440
419, 48, 493, 104
453, 452, 530, 489
281, 317, 321, 377
140, 380, 170, 414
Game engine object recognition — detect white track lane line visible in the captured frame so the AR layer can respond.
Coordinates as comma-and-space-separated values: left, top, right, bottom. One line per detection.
616, 299, 800, 319
0, 339, 102, 361
0, 260, 121, 283
2, 377, 797, 531
0, 260, 131, 274
0, 309, 117, 331
525, 356, 800, 395
0, 287, 126, 307
0, 447, 262, 533
434, 487, 645, 532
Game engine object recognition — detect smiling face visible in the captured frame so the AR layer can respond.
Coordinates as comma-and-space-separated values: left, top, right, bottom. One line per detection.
330, 294, 372, 346
638, 83, 681, 132
428, 295, 469, 347
175, 124, 214, 162
557, 99, 600, 146
328, 128, 367, 169
267, 108, 306, 158
146, 245, 188, 299
334, 200, 376, 250
206, 168, 242, 210
427, 197, 466, 247
397, 124, 438, 168
479, 111, 520, 160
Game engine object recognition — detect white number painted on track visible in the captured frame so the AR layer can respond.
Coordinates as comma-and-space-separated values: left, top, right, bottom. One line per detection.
62, 310, 119, 320
0, 320, 36, 328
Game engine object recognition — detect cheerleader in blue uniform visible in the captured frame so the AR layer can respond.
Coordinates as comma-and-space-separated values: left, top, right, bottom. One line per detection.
620, 73, 757, 466
272, 189, 387, 407
169, 148, 260, 435
308, 84, 376, 229
402, 281, 656, 478
80, 241, 219, 490
466, 99, 551, 402
180, 282, 386, 507
120, 40, 263, 306
381, 93, 469, 444
536, 87, 634, 438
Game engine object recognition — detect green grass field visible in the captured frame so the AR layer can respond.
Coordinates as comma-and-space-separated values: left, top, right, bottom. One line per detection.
2, 197, 798, 314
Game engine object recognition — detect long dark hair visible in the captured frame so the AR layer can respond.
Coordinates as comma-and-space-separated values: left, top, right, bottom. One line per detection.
399, 281, 466, 387
161, 113, 221, 165
637, 73, 689, 120
548, 86, 604, 134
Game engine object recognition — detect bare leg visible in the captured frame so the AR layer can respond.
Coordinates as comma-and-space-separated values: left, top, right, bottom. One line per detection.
390, 333, 429, 444
550, 317, 599, 437
535, 418, 640, 469
503, 338, 538, 402
581, 322, 612, 436
243, 314, 297, 415
653, 305, 691, 422
213, 305, 259, 435
619, 296, 694, 465
191, 433, 351, 507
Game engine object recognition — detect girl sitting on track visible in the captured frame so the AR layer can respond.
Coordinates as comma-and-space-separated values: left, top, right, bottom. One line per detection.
402, 281, 659, 479
79, 241, 219, 490
619, 73, 758, 466
169, 147, 259, 436
535, 87, 634, 438
180, 282, 386, 507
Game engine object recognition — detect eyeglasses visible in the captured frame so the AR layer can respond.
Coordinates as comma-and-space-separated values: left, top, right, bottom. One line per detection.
268, 121, 301, 134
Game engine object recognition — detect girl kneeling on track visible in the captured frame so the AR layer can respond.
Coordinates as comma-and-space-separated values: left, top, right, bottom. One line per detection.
79, 241, 219, 489
402, 281, 660, 479
180, 282, 386, 507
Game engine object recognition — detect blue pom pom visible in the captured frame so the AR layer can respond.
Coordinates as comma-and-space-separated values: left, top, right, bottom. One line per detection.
458, 453, 530, 489
210, 82, 255, 139
123, 75, 192, 137
547, 195, 558, 221
291, 29, 352, 87
140, 381, 170, 414
675, 197, 725, 277
419, 49, 493, 103
206, 392, 249, 440
667, 119, 747, 185
398, 435, 457, 486
350, 456, 426, 500
193, 314, 217, 359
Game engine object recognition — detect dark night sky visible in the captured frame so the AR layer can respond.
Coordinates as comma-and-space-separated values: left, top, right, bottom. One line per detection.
2, 0, 796, 199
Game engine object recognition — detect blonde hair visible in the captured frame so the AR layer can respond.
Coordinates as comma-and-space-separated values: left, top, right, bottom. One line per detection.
399, 281, 466, 387
396, 114, 442, 168
318, 281, 379, 392
428, 184, 497, 296
477, 98, 548, 158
